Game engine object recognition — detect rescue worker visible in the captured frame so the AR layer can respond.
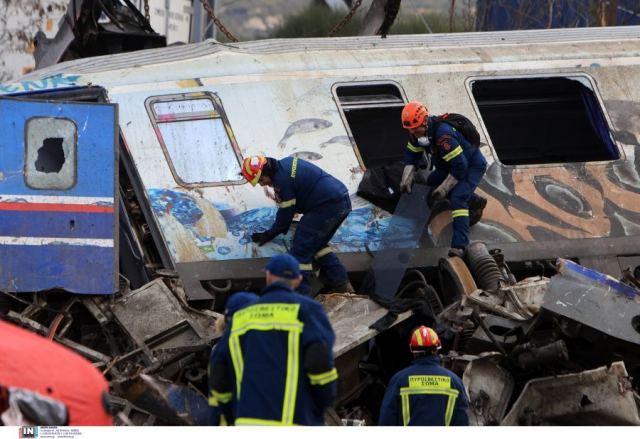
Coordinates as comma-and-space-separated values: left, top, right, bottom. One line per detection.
208, 292, 259, 426
379, 326, 469, 426
210, 254, 338, 426
399, 101, 487, 257
241, 155, 353, 296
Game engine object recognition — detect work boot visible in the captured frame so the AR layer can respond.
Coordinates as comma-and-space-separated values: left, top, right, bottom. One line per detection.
328, 280, 356, 294
469, 196, 488, 226
448, 247, 465, 258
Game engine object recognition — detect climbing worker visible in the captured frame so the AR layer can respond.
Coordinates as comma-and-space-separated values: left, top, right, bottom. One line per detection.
241, 155, 354, 296
378, 326, 469, 426
208, 292, 259, 426
399, 101, 488, 258
211, 254, 338, 426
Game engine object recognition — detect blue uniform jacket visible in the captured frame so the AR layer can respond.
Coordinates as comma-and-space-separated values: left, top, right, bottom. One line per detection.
208, 335, 234, 425
378, 355, 469, 426
208, 293, 259, 425
404, 116, 486, 181
225, 282, 338, 426
268, 157, 349, 236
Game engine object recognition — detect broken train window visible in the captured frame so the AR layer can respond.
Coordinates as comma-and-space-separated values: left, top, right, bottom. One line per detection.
334, 82, 408, 169
146, 93, 243, 186
470, 76, 620, 166
25, 117, 77, 190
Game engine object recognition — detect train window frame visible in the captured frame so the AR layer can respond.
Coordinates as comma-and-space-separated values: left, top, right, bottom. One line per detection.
466, 74, 623, 168
145, 92, 244, 187
332, 80, 409, 170
24, 116, 78, 191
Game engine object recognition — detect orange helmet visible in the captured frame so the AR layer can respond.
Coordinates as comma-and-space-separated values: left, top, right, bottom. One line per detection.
241, 155, 267, 186
409, 326, 441, 353
401, 101, 429, 129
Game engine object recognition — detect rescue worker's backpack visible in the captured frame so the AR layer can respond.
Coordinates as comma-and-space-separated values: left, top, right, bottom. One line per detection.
435, 113, 481, 147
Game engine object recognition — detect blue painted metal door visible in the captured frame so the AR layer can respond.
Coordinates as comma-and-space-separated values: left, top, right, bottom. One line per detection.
0, 97, 117, 294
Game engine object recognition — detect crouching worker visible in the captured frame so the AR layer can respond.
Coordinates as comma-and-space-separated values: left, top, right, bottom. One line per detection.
400, 101, 487, 257
211, 254, 338, 426
379, 326, 469, 426
241, 155, 354, 296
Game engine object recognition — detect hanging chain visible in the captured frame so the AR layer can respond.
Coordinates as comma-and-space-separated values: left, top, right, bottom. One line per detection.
328, 0, 363, 37
143, 0, 150, 21
199, 0, 239, 42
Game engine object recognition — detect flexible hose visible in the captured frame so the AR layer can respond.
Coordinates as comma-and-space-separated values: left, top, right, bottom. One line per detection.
466, 242, 502, 292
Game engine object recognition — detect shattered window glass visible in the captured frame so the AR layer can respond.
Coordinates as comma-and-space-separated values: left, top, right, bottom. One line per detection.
148, 96, 243, 185
25, 117, 77, 190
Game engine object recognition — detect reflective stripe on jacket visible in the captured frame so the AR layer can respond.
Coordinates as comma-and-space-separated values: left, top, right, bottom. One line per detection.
268, 157, 349, 236
228, 282, 337, 426
379, 355, 469, 426
403, 116, 486, 181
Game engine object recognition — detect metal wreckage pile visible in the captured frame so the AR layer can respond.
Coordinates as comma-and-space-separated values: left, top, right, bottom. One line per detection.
2, 233, 640, 426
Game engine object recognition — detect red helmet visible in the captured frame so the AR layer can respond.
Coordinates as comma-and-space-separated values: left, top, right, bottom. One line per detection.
409, 326, 441, 353
401, 101, 429, 129
241, 155, 267, 186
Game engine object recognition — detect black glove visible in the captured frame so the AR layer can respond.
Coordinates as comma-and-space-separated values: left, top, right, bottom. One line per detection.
251, 231, 274, 246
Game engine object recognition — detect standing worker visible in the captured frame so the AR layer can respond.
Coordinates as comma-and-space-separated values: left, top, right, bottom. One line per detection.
208, 292, 259, 426
241, 155, 354, 296
379, 326, 469, 426
211, 254, 338, 426
399, 101, 487, 257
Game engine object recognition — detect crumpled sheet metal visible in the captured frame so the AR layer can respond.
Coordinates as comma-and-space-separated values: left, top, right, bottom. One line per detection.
110, 279, 219, 357
543, 259, 640, 345
502, 362, 640, 426
317, 293, 412, 357
503, 276, 549, 315
117, 374, 208, 426
463, 356, 514, 426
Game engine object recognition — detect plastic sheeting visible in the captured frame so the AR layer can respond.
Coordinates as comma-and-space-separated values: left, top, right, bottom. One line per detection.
368, 183, 431, 300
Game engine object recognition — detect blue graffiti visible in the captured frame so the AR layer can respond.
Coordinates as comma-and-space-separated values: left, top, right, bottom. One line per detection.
0, 73, 81, 94
147, 188, 393, 262
225, 207, 277, 244
148, 189, 203, 226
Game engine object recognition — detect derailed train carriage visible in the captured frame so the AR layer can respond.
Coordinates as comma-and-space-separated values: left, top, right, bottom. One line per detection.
1, 25, 639, 424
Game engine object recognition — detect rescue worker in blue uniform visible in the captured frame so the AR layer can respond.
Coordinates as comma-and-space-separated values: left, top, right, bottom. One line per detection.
379, 326, 469, 426
399, 101, 487, 257
210, 254, 338, 426
208, 292, 258, 425
241, 155, 354, 296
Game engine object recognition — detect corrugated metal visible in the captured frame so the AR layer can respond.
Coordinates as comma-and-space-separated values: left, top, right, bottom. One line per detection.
18, 25, 640, 80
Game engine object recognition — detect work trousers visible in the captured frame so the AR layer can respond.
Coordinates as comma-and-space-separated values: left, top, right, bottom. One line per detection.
290, 194, 351, 297
427, 166, 485, 249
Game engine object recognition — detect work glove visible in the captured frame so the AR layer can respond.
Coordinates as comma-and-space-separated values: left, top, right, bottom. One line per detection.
431, 174, 459, 201
400, 165, 416, 193
251, 231, 275, 246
